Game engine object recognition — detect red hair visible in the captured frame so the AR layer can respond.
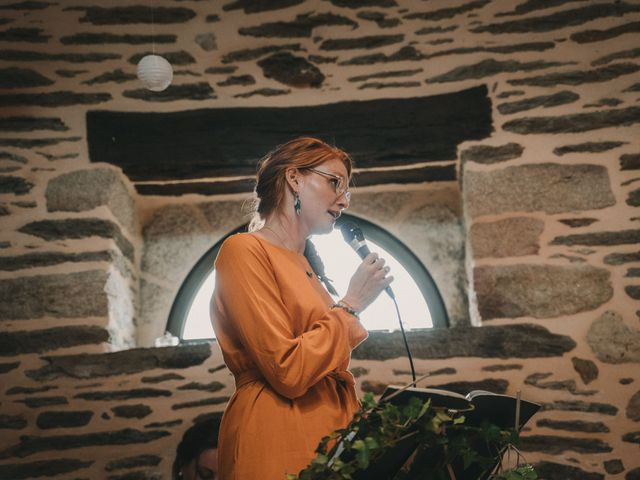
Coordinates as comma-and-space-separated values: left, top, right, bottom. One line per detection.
249, 137, 352, 230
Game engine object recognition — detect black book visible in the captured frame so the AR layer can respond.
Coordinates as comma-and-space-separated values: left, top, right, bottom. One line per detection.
331, 386, 540, 480
381, 386, 540, 431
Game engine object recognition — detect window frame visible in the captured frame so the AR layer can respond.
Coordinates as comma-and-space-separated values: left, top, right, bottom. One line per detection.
166, 214, 449, 342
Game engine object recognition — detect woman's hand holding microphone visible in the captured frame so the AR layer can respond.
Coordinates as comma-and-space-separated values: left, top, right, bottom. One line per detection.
340, 252, 393, 314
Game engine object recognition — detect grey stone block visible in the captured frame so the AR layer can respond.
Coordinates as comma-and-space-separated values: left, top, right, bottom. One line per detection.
571, 357, 599, 384
626, 390, 640, 422
481, 364, 522, 372
176, 381, 225, 393
536, 419, 609, 433
320, 34, 403, 51
604, 459, 625, 474
0, 66, 52, 88
0, 362, 20, 374
587, 310, 640, 363
540, 400, 617, 415
0, 92, 111, 107
428, 59, 568, 84
460, 143, 523, 164
554, 141, 626, 156
141, 204, 211, 279
105, 454, 162, 471
404, 0, 488, 21
509, 63, 640, 87
474, 2, 640, 34
6, 385, 56, 395
558, 218, 597, 228
257, 52, 325, 88
72, 6, 195, 25
574, 18, 640, 42
61, 33, 175, 45
525, 372, 596, 396
470, 217, 543, 258
502, 106, 640, 134
36, 410, 93, 429
627, 467, 640, 480
84, 69, 137, 86
0, 175, 34, 195
622, 431, 640, 444
620, 153, 640, 170
18, 218, 134, 262
0, 250, 122, 273
353, 324, 575, 360
111, 404, 152, 419
0, 326, 109, 356
25, 344, 211, 381
0, 116, 68, 132
123, 82, 215, 103
216, 74, 254, 86
604, 251, 640, 265
17, 396, 68, 408
46, 168, 137, 235
474, 264, 612, 319
222, 43, 302, 64
0, 414, 27, 430
497, 91, 579, 115
224, 0, 304, 14
533, 461, 604, 480
0, 459, 93, 479
520, 434, 612, 454
0, 270, 109, 320
552, 229, 640, 247
0, 428, 170, 459
141, 373, 185, 384
239, 12, 356, 38
464, 163, 615, 217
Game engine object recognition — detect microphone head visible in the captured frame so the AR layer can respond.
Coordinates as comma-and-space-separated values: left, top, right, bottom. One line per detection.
340, 221, 365, 243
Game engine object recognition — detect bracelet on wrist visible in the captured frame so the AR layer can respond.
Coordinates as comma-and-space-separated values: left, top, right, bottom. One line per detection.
332, 301, 359, 319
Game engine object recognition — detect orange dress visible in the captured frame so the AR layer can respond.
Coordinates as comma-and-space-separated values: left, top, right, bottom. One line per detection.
210, 233, 368, 480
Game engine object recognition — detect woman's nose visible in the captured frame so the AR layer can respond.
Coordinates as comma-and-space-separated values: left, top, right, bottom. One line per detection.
337, 191, 350, 209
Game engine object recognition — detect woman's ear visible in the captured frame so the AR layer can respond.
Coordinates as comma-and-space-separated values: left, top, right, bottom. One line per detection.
285, 167, 301, 192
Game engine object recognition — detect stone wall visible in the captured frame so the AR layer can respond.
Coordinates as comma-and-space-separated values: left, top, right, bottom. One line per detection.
1, 0, 639, 479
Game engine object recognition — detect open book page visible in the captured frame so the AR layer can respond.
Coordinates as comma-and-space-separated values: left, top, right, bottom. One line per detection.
381, 385, 473, 411
383, 386, 540, 429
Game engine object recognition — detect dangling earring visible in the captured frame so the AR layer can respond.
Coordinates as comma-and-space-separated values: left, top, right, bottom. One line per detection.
294, 192, 301, 216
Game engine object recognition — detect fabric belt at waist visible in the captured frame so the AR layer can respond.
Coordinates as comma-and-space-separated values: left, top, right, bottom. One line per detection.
328, 369, 355, 388
234, 368, 356, 390
235, 369, 264, 389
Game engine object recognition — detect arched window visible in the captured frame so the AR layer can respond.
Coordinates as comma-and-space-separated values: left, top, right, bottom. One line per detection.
167, 214, 449, 342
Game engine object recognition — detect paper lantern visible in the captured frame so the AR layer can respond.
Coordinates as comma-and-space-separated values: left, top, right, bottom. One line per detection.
136, 54, 173, 92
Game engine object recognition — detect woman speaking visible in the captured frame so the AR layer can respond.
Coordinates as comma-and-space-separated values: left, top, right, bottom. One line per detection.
210, 137, 393, 479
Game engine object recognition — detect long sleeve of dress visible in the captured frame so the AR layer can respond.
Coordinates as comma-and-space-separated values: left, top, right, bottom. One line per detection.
214, 234, 368, 400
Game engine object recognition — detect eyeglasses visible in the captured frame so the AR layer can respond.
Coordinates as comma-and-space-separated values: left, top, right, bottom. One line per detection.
307, 168, 351, 200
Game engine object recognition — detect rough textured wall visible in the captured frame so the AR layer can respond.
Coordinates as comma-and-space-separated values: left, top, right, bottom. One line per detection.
1, 0, 640, 479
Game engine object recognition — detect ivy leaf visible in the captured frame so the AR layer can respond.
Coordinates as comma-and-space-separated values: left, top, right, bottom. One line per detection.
361, 392, 377, 410
352, 439, 371, 469
311, 454, 329, 466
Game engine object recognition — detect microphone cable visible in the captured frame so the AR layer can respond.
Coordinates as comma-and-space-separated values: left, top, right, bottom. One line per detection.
340, 221, 417, 386
391, 293, 416, 385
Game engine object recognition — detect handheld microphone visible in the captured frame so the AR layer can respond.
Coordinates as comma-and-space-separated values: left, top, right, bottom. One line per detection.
340, 222, 395, 299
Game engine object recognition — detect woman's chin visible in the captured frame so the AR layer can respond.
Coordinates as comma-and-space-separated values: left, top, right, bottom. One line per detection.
312, 221, 335, 235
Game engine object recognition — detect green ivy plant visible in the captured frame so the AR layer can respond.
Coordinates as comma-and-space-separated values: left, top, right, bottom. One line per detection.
287, 393, 537, 480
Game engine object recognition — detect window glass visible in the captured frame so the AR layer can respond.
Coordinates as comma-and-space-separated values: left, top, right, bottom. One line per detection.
180, 230, 433, 341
